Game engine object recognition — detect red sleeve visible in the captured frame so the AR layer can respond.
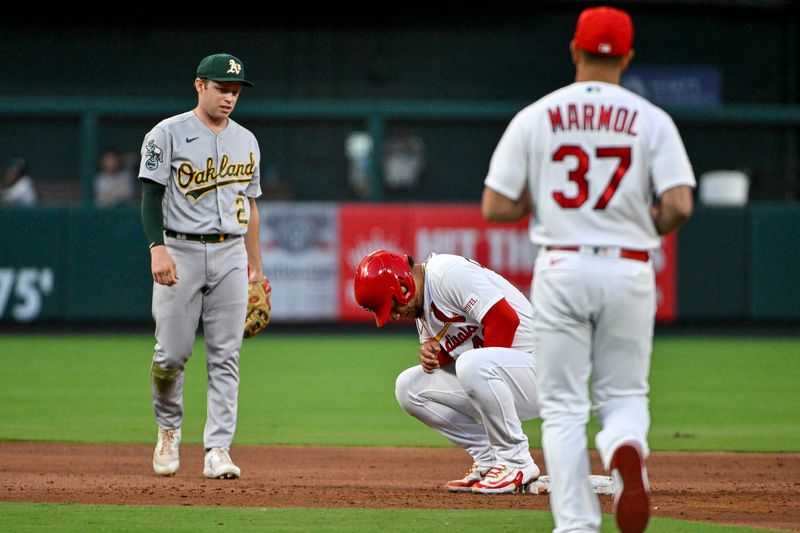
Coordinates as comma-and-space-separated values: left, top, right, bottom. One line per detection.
480, 298, 520, 348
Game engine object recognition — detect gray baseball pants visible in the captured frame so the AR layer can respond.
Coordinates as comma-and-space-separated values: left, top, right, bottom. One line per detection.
150, 235, 248, 450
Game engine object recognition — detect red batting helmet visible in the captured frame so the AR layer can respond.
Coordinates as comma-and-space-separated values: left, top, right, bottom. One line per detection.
354, 249, 416, 327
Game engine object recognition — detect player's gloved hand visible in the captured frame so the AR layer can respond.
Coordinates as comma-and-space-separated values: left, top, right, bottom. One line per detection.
244, 277, 271, 338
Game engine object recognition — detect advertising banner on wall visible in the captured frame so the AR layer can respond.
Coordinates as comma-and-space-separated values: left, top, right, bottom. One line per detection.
261, 202, 340, 321
654, 233, 677, 322
339, 204, 535, 322
338, 204, 412, 322
622, 66, 722, 107
259, 202, 677, 324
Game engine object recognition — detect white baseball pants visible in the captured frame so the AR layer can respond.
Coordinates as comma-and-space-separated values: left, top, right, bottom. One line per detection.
395, 347, 539, 468
533, 249, 655, 532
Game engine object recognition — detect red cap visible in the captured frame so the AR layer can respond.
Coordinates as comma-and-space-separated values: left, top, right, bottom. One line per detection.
574, 6, 633, 57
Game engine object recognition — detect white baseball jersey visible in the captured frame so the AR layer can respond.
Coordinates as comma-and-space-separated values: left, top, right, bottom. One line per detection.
416, 253, 534, 358
485, 81, 695, 250
138, 111, 262, 235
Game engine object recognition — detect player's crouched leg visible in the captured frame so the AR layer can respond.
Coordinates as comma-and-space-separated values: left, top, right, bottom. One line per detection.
395, 363, 498, 492
453, 348, 539, 421
395, 363, 471, 418
394, 366, 422, 416
455, 348, 540, 494
394, 365, 461, 419
394, 363, 492, 454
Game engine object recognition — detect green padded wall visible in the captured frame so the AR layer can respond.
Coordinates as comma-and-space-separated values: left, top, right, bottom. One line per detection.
748, 205, 800, 319
677, 207, 749, 319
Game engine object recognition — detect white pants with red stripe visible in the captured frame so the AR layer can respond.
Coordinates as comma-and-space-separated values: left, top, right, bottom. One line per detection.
533, 249, 654, 533
395, 347, 539, 469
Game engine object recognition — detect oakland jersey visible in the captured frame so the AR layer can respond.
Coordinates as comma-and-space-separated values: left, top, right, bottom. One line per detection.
139, 111, 262, 235
485, 82, 695, 250
416, 253, 534, 358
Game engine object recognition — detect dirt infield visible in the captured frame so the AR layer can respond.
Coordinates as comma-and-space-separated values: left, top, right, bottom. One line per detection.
1, 443, 798, 532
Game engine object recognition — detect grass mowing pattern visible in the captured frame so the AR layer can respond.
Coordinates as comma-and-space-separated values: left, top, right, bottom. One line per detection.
0, 334, 797, 451
0, 335, 794, 532
0, 503, 778, 533
649, 337, 800, 451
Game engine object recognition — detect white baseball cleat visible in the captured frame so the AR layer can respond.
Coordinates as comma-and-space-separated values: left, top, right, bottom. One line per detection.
203, 447, 241, 479
610, 442, 651, 533
444, 463, 492, 493
152, 427, 181, 476
471, 462, 540, 494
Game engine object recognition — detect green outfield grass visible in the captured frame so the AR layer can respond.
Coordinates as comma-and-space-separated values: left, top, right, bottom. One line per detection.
0, 502, 778, 533
0, 333, 796, 532
0, 334, 797, 451
648, 337, 799, 451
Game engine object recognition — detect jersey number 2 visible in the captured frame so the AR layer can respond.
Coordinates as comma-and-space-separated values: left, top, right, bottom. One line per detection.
551, 145, 631, 210
235, 195, 248, 226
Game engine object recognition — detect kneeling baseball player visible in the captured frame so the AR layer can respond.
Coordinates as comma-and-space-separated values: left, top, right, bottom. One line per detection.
354, 249, 541, 494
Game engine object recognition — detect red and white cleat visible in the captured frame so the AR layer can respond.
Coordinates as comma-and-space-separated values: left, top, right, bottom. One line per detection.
444, 463, 491, 492
471, 462, 540, 494
611, 442, 651, 533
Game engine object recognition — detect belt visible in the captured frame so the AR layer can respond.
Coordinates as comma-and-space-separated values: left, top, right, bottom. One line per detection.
164, 230, 241, 243
545, 246, 650, 262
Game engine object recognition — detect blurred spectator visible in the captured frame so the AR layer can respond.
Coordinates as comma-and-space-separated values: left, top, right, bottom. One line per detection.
383, 128, 426, 192
94, 147, 137, 207
2, 158, 38, 206
346, 132, 374, 199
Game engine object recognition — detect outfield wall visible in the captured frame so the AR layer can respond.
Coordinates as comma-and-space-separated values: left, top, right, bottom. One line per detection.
0, 203, 797, 324
2, 5, 799, 204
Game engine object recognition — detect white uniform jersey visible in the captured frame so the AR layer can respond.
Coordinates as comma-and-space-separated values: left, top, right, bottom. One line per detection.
485, 82, 695, 250
138, 111, 262, 235
416, 253, 534, 358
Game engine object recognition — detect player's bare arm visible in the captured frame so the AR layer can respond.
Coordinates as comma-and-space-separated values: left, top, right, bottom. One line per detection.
481, 186, 532, 222
652, 185, 693, 235
244, 197, 265, 283
418, 340, 442, 374
150, 246, 179, 286
140, 179, 177, 286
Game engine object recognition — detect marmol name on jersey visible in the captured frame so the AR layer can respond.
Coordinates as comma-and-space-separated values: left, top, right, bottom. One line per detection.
547, 103, 638, 136
177, 152, 256, 200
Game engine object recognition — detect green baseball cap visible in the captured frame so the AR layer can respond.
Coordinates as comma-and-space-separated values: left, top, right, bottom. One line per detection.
196, 53, 254, 87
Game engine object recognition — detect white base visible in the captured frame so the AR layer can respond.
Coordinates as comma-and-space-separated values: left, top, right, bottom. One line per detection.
527, 475, 616, 495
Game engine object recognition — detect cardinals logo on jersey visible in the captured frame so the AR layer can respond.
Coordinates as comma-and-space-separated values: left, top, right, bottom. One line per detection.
442, 325, 481, 353
431, 302, 466, 323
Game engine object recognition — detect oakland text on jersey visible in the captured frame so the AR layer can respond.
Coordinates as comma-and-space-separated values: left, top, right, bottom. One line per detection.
177, 152, 256, 200
547, 103, 638, 136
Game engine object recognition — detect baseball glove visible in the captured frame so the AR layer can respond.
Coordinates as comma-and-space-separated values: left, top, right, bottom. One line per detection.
244, 278, 271, 338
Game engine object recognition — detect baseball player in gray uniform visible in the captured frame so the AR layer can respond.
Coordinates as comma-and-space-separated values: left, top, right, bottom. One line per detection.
482, 7, 694, 533
139, 53, 268, 479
